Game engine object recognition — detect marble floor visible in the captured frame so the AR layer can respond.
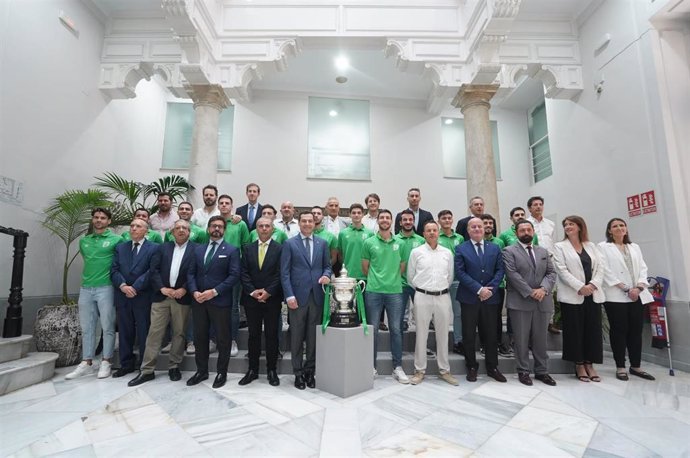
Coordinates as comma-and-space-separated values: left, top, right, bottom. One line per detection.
1, 357, 689, 457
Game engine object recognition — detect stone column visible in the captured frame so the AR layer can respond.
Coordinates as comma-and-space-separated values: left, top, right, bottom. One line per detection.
186, 85, 231, 207
452, 84, 500, 227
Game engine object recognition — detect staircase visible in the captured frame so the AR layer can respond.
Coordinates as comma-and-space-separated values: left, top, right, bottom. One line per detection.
0, 335, 57, 395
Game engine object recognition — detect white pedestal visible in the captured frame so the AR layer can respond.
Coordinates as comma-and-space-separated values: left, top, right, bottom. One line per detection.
315, 325, 374, 398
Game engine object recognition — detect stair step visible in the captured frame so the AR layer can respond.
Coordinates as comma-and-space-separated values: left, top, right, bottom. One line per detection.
0, 335, 32, 364
0, 352, 58, 395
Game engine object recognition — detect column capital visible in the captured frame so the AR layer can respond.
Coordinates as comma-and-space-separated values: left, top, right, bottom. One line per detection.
452, 84, 499, 113
186, 85, 231, 111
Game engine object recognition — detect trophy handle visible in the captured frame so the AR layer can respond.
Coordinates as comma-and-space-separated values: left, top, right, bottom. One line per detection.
322, 284, 327, 294
358, 280, 366, 293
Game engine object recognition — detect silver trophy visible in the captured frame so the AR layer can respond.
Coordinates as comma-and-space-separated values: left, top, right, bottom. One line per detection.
328, 267, 365, 328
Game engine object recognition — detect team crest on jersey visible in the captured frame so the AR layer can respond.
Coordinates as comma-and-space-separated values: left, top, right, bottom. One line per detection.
392, 244, 399, 251
362, 234, 368, 240
413, 241, 421, 247
103, 242, 111, 247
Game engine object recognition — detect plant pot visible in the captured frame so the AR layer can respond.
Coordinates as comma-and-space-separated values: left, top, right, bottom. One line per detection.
33, 304, 82, 367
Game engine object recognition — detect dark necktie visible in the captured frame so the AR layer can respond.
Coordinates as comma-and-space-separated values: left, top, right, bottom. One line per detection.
205, 241, 217, 267
475, 242, 484, 259
132, 242, 140, 257
527, 245, 536, 268
304, 237, 311, 263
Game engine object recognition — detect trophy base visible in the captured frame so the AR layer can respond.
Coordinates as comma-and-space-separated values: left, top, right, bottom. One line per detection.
329, 312, 359, 328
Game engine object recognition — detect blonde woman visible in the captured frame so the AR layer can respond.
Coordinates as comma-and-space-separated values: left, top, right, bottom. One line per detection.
553, 216, 605, 382
598, 218, 655, 381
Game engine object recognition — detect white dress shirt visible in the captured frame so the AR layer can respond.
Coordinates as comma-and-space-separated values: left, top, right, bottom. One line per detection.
169, 241, 188, 287
191, 207, 220, 230
362, 214, 379, 232
527, 215, 555, 253
407, 243, 454, 291
274, 218, 299, 238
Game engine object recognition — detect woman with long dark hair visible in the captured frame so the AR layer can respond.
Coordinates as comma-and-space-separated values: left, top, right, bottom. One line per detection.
553, 215, 605, 382
598, 218, 655, 381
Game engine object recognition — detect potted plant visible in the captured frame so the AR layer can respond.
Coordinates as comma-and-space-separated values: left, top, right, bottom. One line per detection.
34, 189, 111, 367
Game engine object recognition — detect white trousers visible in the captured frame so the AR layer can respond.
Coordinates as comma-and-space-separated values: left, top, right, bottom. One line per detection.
413, 292, 452, 373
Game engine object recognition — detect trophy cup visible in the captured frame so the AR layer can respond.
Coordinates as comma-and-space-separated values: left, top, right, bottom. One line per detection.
328, 266, 365, 328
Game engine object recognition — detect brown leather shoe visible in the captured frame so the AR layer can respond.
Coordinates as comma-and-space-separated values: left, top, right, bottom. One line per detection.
518, 372, 533, 386
487, 368, 507, 383
466, 367, 478, 382
535, 373, 557, 386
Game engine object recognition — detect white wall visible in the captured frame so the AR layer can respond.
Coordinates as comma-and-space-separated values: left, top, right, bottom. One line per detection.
0, 1, 532, 300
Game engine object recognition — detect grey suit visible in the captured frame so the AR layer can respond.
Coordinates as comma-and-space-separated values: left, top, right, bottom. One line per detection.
503, 243, 556, 375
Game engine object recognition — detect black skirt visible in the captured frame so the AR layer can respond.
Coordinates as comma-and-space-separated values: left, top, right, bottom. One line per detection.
560, 297, 603, 364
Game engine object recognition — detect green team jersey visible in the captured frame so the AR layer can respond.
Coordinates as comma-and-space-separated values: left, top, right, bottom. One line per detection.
394, 231, 425, 287
164, 223, 208, 244
223, 219, 250, 248
79, 229, 123, 287
249, 227, 288, 244
338, 225, 375, 280
314, 226, 338, 251
499, 226, 539, 247
485, 235, 505, 250
438, 230, 464, 255
362, 233, 403, 294
122, 228, 163, 244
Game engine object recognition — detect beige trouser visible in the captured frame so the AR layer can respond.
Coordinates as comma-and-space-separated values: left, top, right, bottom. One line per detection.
140, 298, 190, 374
413, 291, 452, 373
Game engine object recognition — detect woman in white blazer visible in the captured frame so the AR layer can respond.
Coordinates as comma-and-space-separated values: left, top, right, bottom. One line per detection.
552, 215, 605, 382
598, 218, 655, 381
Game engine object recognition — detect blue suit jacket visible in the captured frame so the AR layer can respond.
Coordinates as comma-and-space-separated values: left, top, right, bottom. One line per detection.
236, 203, 263, 232
454, 239, 504, 305
150, 241, 197, 305
111, 239, 159, 307
187, 240, 240, 307
280, 234, 332, 307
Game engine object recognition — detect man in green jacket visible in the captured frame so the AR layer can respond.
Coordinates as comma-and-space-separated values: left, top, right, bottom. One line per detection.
499, 207, 538, 247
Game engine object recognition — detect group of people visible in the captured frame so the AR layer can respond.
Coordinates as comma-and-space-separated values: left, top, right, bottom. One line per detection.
65, 183, 657, 391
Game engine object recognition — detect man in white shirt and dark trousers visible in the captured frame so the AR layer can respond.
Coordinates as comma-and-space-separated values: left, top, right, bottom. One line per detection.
407, 221, 459, 386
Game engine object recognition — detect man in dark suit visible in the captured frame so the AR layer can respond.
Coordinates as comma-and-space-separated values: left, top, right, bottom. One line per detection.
455, 196, 486, 241
186, 215, 241, 389
111, 218, 159, 378
235, 183, 263, 232
503, 219, 557, 386
455, 217, 506, 383
239, 217, 283, 387
281, 211, 332, 389
394, 187, 434, 236
128, 219, 196, 386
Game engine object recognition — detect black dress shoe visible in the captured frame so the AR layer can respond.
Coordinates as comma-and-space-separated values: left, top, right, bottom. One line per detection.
128, 372, 155, 387
294, 375, 306, 390
239, 320, 248, 329
453, 342, 465, 356
112, 367, 135, 378
518, 372, 533, 386
212, 373, 227, 389
466, 367, 478, 382
378, 322, 388, 331
239, 369, 259, 386
487, 368, 507, 383
548, 323, 562, 334
304, 372, 316, 389
186, 372, 209, 386
535, 373, 557, 386
267, 370, 280, 386
168, 368, 181, 381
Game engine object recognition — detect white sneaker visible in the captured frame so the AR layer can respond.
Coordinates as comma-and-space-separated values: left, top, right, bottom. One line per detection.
65, 361, 94, 380
230, 340, 239, 357
97, 360, 112, 379
209, 340, 217, 354
186, 342, 195, 355
161, 343, 172, 354
373, 368, 378, 377
392, 366, 410, 384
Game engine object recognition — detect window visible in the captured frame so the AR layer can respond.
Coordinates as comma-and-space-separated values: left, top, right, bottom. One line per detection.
528, 101, 552, 182
441, 118, 501, 179
162, 102, 234, 171
307, 96, 370, 180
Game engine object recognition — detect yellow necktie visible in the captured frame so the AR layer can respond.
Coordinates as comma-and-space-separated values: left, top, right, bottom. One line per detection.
258, 242, 267, 269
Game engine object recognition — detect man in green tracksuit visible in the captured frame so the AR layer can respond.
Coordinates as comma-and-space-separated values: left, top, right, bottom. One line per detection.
337, 203, 375, 281
436, 210, 465, 355
394, 209, 425, 331
249, 204, 288, 244
165, 201, 208, 244
499, 207, 538, 247
122, 208, 163, 243
311, 205, 338, 265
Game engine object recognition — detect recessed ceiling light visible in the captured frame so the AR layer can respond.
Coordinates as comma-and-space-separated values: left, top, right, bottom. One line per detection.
444, 118, 454, 125
329, 110, 338, 117
334, 56, 349, 71
335, 76, 348, 84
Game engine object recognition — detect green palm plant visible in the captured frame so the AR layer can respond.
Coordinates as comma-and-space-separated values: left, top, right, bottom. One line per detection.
42, 189, 112, 304
94, 173, 192, 226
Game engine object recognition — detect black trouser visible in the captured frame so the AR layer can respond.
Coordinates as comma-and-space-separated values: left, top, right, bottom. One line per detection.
288, 293, 322, 377
561, 298, 603, 364
604, 300, 644, 368
479, 289, 505, 347
193, 303, 231, 374
246, 300, 281, 372
462, 302, 500, 371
